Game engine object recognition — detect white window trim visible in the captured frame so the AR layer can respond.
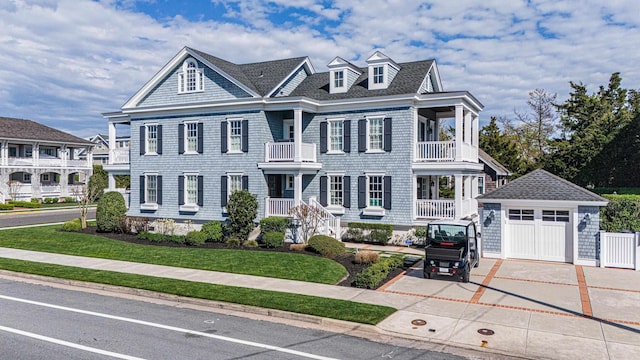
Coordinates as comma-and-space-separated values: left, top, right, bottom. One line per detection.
326, 172, 346, 215
227, 172, 244, 200
369, 64, 387, 90
365, 116, 385, 153
478, 175, 485, 195
285, 174, 294, 190
23, 173, 31, 183
41, 173, 50, 182
227, 118, 243, 154
184, 121, 199, 154
178, 58, 205, 94
180, 172, 200, 212
327, 118, 345, 154
141, 172, 159, 211
145, 123, 159, 155
363, 172, 385, 216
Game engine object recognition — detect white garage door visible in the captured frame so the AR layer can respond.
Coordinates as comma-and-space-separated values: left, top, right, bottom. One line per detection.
506, 208, 572, 262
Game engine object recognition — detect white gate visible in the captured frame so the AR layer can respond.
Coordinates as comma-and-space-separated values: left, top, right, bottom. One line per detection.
600, 231, 640, 270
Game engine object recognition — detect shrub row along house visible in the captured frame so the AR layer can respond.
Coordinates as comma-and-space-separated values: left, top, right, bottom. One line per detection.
103, 47, 483, 235
0, 117, 94, 203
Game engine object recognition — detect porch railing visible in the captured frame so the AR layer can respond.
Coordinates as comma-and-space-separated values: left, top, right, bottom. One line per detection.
265, 197, 295, 217
415, 141, 455, 162
110, 149, 130, 164
309, 197, 341, 239
264, 142, 316, 162
41, 184, 62, 195
7, 157, 33, 166
415, 199, 455, 219
600, 231, 640, 270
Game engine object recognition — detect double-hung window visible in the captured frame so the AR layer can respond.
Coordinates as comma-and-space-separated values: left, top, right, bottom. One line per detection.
373, 66, 384, 84
178, 58, 204, 93
329, 120, 343, 152
478, 176, 485, 195
186, 122, 198, 152
146, 125, 158, 154
368, 117, 383, 151
186, 175, 198, 205
320, 174, 350, 213
334, 70, 344, 88
146, 175, 158, 204
368, 175, 383, 207
329, 175, 343, 207
229, 174, 243, 196
229, 120, 242, 152
358, 173, 390, 216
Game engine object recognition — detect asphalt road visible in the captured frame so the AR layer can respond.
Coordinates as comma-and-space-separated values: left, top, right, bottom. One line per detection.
0, 208, 95, 228
0, 279, 469, 360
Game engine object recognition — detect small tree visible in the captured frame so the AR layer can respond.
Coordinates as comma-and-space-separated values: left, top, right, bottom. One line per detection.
6, 180, 21, 201
288, 203, 324, 244
96, 191, 127, 232
89, 165, 108, 201
226, 190, 258, 240
73, 183, 101, 229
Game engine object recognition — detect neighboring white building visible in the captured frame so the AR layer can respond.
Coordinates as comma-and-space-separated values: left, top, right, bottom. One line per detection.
78, 134, 130, 166
0, 117, 94, 202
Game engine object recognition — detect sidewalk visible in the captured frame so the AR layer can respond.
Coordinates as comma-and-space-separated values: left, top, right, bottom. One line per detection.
0, 246, 639, 360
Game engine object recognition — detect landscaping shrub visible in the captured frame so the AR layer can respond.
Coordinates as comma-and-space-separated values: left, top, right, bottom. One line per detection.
413, 227, 427, 239
96, 191, 127, 233
185, 231, 207, 246
289, 243, 307, 251
120, 216, 150, 234
355, 250, 380, 265
343, 222, 393, 244
63, 197, 76, 203
226, 237, 241, 248
259, 216, 290, 234
226, 190, 258, 240
243, 239, 259, 248
601, 195, 640, 232
262, 231, 284, 248
60, 218, 82, 232
0, 204, 14, 210
9, 200, 42, 209
30, 198, 40, 203
201, 221, 224, 242
369, 229, 389, 245
137, 231, 165, 242
307, 235, 346, 258
342, 227, 364, 243
355, 255, 403, 289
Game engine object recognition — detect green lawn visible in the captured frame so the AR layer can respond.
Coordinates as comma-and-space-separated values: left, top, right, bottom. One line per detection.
0, 225, 347, 284
0, 258, 395, 325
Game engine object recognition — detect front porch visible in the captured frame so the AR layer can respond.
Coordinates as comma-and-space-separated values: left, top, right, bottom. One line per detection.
413, 174, 479, 221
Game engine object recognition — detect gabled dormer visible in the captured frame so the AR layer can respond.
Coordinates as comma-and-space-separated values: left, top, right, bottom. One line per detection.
366, 51, 400, 90
419, 61, 443, 93
327, 57, 362, 94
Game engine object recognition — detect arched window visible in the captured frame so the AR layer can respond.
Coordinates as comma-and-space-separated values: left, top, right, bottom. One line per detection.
178, 58, 204, 93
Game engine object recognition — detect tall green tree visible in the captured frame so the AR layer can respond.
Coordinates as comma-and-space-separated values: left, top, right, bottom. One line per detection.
479, 116, 525, 177
514, 88, 559, 163
88, 165, 108, 200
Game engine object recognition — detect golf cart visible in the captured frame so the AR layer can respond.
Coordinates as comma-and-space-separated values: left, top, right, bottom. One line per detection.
423, 219, 479, 282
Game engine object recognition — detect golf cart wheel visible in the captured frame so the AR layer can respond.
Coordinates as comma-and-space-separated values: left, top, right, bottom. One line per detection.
474, 258, 480, 268
461, 266, 470, 283
424, 271, 432, 279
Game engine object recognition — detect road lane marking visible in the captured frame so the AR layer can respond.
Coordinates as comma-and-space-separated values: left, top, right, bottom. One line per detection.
0, 294, 340, 360
0, 325, 146, 360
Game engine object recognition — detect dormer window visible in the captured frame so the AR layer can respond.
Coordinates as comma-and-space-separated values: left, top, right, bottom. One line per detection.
373, 66, 384, 84
178, 58, 204, 93
334, 70, 344, 88
366, 51, 400, 90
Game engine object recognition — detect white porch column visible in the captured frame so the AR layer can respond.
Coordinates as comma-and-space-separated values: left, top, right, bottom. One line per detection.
1, 141, 7, 166
293, 109, 303, 162
454, 174, 463, 219
33, 142, 39, 166
454, 105, 463, 162
412, 107, 418, 161
60, 170, 69, 197
108, 122, 116, 165
61, 145, 68, 167
108, 173, 116, 191
434, 117, 440, 141
464, 175, 472, 217
464, 110, 472, 145
31, 169, 41, 199
86, 149, 93, 168
472, 114, 479, 161
293, 172, 303, 206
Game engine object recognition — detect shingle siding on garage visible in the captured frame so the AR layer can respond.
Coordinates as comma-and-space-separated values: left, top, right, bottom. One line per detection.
481, 204, 501, 253
578, 205, 600, 260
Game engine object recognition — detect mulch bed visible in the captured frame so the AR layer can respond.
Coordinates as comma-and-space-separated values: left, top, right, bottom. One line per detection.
79, 226, 408, 289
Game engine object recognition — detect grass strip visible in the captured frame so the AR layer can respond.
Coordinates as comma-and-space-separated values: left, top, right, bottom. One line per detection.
0, 258, 396, 325
0, 225, 347, 284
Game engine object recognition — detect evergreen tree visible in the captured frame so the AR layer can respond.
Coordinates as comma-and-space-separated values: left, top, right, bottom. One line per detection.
479, 116, 524, 177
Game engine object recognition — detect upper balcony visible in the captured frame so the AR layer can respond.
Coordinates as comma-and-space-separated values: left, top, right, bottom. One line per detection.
258, 141, 322, 172
4, 156, 90, 169
414, 140, 478, 163
103, 148, 131, 173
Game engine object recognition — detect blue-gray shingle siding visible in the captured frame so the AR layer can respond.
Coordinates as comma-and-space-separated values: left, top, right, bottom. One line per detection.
578, 205, 600, 260
274, 67, 308, 97
481, 204, 501, 254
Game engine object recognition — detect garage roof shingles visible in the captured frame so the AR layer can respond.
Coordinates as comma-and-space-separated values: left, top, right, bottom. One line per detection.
0, 117, 92, 145
477, 169, 607, 202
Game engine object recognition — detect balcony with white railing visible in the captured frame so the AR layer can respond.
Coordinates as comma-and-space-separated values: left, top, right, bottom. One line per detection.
259, 142, 321, 171
265, 197, 295, 217
109, 149, 130, 165
7, 157, 33, 166
415, 141, 456, 162
415, 199, 456, 219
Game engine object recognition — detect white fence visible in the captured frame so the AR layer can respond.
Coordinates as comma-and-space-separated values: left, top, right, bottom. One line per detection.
600, 231, 640, 270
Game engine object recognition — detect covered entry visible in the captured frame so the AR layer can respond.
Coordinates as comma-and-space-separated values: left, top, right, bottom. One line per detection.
506, 208, 572, 262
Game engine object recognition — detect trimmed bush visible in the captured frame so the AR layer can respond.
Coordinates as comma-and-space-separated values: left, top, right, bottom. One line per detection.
226, 237, 241, 248
369, 229, 389, 245
601, 195, 640, 232
355, 255, 403, 289
413, 227, 427, 239
60, 218, 82, 232
289, 243, 307, 251
226, 190, 258, 240
136, 231, 186, 244
0, 204, 14, 210
262, 231, 284, 248
96, 191, 127, 233
201, 221, 224, 242
355, 250, 380, 265
120, 216, 150, 234
63, 197, 76, 203
185, 231, 207, 246
259, 216, 290, 234
343, 222, 393, 244
342, 227, 364, 243
243, 239, 259, 248
9, 201, 42, 209
308, 235, 346, 258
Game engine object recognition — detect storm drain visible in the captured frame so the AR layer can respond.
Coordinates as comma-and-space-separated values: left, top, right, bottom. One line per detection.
411, 319, 427, 326
477, 328, 495, 336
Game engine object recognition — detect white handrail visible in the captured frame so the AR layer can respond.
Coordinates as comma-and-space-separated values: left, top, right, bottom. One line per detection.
309, 198, 341, 239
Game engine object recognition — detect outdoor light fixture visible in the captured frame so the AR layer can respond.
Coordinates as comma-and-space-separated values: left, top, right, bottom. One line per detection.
583, 213, 591, 224
489, 210, 495, 220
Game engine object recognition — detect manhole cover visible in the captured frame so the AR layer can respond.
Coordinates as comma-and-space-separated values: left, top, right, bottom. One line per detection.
411, 319, 427, 326
477, 328, 495, 336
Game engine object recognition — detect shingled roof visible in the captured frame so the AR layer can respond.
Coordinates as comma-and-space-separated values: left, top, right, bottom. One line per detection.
479, 148, 511, 176
477, 169, 608, 203
0, 117, 93, 145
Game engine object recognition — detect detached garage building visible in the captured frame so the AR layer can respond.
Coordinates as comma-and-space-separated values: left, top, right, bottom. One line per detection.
478, 169, 608, 266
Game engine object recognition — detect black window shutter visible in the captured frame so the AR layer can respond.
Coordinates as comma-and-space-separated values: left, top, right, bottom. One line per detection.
319, 176, 327, 206
139, 126, 145, 155
319, 122, 327, 153
383, 176, 392, 210
178, 175, 185, 205
220, 121, 228, 153
242, 175, 248, 191
156, 125, 163, 155
241, 120, 249, 152
358, 176, 366, 208
197, 175, 204, 206
358, 119, 366, 152
343, 176, 351, 208
139, 175, 145, 204
343, 120, 351, 153
178, 124, 184, 154
197, 123, 204, 154
220, 176, 228, 206
157, 176, 163, 205
383, 117, 392, 152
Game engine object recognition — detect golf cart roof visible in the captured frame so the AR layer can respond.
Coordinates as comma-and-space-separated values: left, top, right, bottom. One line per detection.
428, 219, 475, 227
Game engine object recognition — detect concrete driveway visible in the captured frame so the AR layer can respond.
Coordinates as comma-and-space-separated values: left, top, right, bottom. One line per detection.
378, 258, 640, 359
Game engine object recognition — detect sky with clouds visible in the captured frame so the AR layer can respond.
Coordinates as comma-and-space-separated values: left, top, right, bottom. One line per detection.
1, 0, 639, 138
